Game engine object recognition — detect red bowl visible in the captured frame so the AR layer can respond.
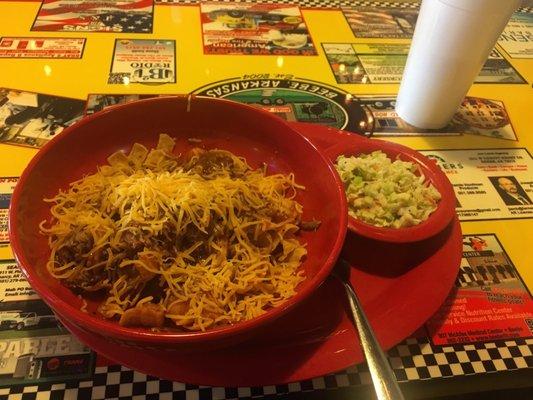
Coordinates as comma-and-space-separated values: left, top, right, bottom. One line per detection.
324, 137, 456, 243
9, 96, 347, 350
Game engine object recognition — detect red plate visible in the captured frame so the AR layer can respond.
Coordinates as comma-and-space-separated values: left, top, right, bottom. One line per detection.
56, 124, 462, 387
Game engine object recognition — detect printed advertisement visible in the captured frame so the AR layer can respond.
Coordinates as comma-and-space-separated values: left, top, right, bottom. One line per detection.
0, 260, 95, 386
31, 0, 154, 33
498, 12, 533, 59
0, 261, 39, 302
420, 148, 533, 221
0, 38, 85, 59
108, 39, 176, 84
323, 43, 526, 84
0, 177, 17, 246
322, 43, 406, 84
359, 95, 517, 140
0, 89, 85, 148
426, 234, 533, 345
478, 49, 527, 83
342, 6, 418, 38
200, 4, 316, 55
193, 75, 370, 135
85, 94, 170, 115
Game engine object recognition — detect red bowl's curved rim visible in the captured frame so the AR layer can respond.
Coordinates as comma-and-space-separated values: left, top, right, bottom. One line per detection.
325, 139, 456, 243
9, 95, 348, 345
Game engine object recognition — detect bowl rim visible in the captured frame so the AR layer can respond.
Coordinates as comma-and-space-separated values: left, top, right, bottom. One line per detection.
9, 95, 348, 344
325, 139, 456, 243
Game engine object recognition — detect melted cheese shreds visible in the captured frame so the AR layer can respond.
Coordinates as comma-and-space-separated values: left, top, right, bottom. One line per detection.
42, 135, 308, 331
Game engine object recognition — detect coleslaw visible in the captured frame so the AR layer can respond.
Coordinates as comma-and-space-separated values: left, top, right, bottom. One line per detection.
335, 151, 441, 228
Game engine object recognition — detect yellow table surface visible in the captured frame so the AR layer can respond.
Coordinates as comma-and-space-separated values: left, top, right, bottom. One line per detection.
0, 2, 532, 291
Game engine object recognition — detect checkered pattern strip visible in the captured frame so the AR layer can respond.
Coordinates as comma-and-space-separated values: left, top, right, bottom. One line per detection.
456, 263, 518, 288
155, 0, 421, 8
155, 0, 532, 13
387, 337, 533, 381
0, 338, 531, 399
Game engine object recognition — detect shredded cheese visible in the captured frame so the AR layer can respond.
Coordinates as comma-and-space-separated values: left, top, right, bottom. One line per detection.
41, 134, 308, 331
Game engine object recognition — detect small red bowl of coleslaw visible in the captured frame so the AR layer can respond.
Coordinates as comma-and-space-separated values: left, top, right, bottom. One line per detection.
325, 136, 456, 243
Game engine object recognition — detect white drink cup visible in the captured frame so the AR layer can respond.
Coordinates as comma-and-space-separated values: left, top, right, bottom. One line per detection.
395, 0, 521, 129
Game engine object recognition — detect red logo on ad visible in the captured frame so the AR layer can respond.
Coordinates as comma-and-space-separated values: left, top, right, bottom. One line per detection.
47, 358, 60, 370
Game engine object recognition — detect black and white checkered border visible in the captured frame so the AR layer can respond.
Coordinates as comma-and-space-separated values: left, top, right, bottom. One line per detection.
457, 261, 518, 288
154, 0, 532, 13
387, 337, 533, 381
155, 0, 421, 9
0, 337, 530, 400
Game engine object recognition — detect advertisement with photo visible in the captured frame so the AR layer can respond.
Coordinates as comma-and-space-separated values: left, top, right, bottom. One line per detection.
85, 94, 170, 115
108, 39, 176, 84
478, 49, 527, 83
498, 12, 533, 59
201, 4, 316, 55
427, 234, 533, 345
0, 38, 85, 59
359, 95, 517, 140
323, 43, 526, 84
342, 6, 418, 38
0, 177, 17, 246
421, 148, 533, 221
32, 0, 153, 33
0, 89, 85, 148
0, 260, 95, 386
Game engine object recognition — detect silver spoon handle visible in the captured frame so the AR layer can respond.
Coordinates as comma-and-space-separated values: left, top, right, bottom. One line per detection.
343, 282, 405, 400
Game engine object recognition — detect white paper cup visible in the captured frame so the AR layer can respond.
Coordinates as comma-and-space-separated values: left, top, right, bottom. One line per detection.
395, 0, 521, 129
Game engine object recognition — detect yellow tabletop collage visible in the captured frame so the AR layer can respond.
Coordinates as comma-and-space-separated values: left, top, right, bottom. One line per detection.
0, 0, 532, 399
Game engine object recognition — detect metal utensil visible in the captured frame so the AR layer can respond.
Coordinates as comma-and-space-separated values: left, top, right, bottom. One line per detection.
333, 259, 405, 400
